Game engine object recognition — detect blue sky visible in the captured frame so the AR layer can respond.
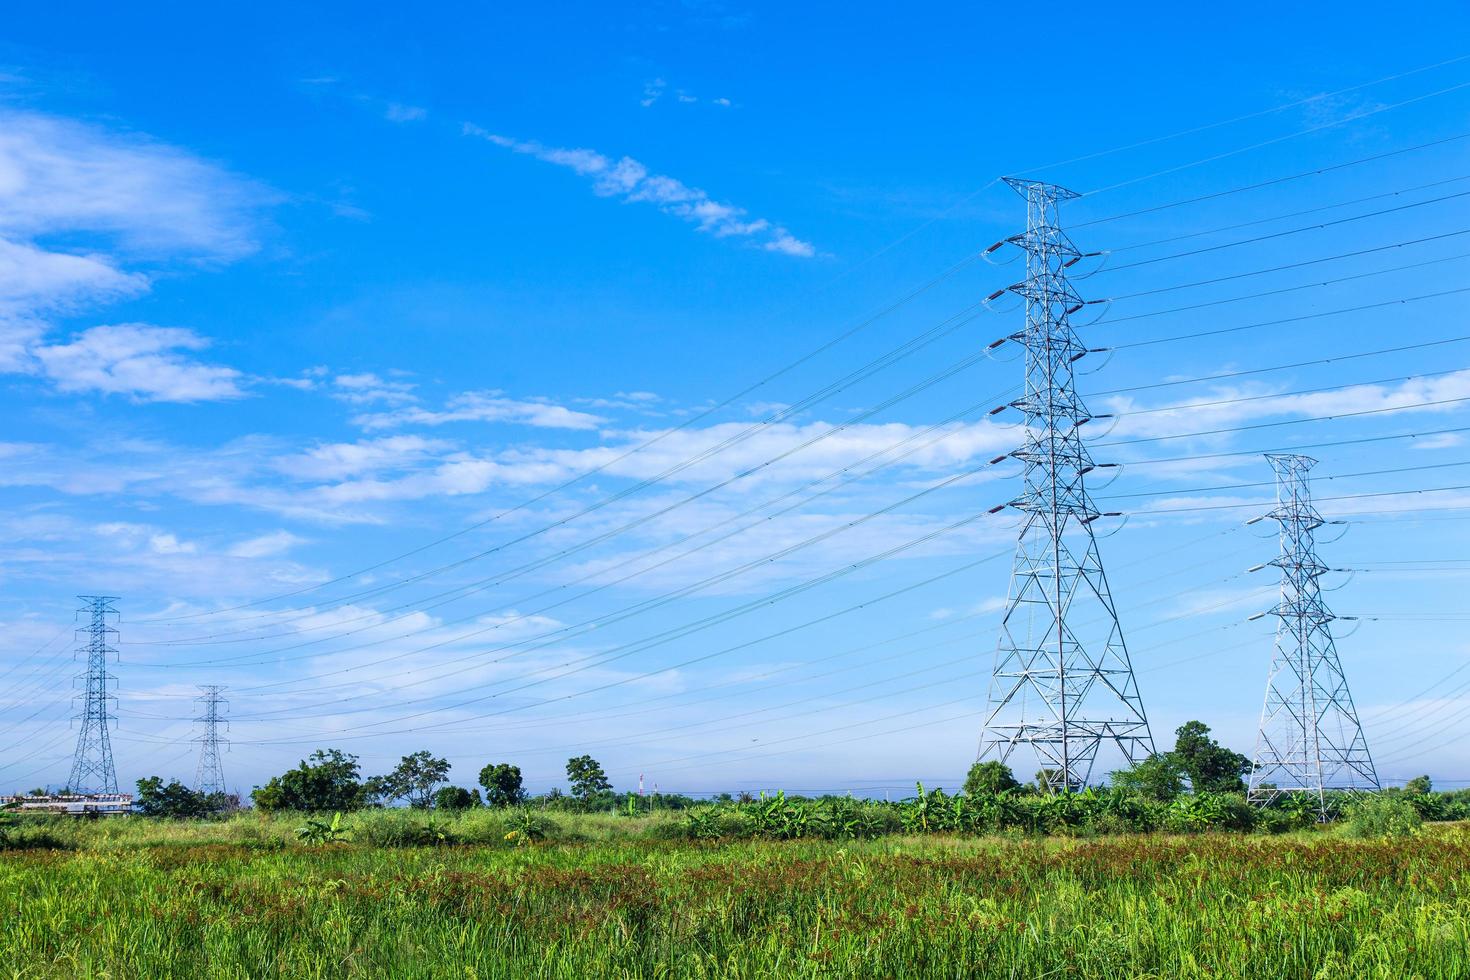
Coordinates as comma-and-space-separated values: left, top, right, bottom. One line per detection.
3, 3, 1470, 798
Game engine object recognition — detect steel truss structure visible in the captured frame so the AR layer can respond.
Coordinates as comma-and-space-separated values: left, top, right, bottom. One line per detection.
194, 684, 229, 797
978, 178, 1154, 791
68, 595, 120, 795
1247, 453, 1378, 813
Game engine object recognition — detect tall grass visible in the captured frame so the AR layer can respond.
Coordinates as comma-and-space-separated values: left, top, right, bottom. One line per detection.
2, 816, 1468, 977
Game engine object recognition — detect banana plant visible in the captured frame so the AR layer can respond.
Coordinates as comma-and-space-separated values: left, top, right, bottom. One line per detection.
296, 811, 351, 845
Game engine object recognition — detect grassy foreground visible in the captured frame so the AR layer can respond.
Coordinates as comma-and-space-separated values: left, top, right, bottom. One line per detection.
3, 815, 1469, 978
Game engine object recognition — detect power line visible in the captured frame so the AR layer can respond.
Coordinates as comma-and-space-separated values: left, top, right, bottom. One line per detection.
136, 260, 988, 627
1104, 174, 1470, 254
1093, 228, 1470, 303
1093, 189, 1470, 275
1077, 121, 1470, 215
1100, 251, 1470, 323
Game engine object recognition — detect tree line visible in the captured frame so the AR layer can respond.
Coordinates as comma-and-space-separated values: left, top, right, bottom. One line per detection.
123, 720, 1430, 818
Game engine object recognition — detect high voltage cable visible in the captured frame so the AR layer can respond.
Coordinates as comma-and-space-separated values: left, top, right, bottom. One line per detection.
1078, 83, 1470, 204
141, 300, 991, 633
126, 523, 1259, 728
1099, 253, 1470, 324
1091, 189, 1470, 275
1115, 292, 1470, 348
1104, 174, 1470, 254
1094, 337, 1470, 393
1125, 483, 1470, 517
114, 408, 1470, 728
1091, 228, 1470, 303
224, 546, 1014, 745
0, 626, 72, 685
123, 149, 1470, 643
305, 547, 1275, 750
134, 98, 1470, 628
1097, 395, 1470, 451
221, 502, 1015, 719
139, 325, 1458, 651
229, 524, 1260, 732
1106, 367, 1467, 420
134, 338, 1009, 648
130, 524, 1258, 729
1020, 55, 1470, 185
848, 54, 1470, 283
183, 444, 1011, 682
135, 260, 988, 627
1106, 458, 1470, 501
138, 362, 1470, 669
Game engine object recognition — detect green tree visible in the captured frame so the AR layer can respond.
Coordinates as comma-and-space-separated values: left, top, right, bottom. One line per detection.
251, 748, 368, 812
478, 763, 526, 807
432, 786, 481, 810
135, 777, 211, 818
566, 755, 612, 804
1172, 721, 1251, 793
372, 751, 452, 809
1404, 774, 1433, 795
963, 760, 1020, 796
1110, 754, 1185, 802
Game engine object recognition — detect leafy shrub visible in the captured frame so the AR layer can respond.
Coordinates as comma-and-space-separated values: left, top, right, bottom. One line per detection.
1340, 794, 1422, 839
350, 810, 447, 847
0, 820, 74, 851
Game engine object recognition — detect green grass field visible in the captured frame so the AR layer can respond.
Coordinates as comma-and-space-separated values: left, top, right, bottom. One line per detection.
3, 814, 1469, 978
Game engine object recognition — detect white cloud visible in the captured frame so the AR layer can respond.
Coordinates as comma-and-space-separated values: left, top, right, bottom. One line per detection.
228, 530, 306, 558
640, 78, 666, 107
356, 390, 606, 431
384, 102, 427, 123
277, 435, 456, 481
464, 125, 814, 257
1412, 433, 1465, 450
0, 109, 265, 259
330, 372, 418, 405
0, 108, 268, 398
30, 323, 245, 402
0, 237, 147, 313
148, 532, 195, 555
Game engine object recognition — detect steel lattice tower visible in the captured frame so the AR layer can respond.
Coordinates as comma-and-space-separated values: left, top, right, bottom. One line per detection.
1247, 454, 1378, 813
977, 178, 1154, 791
193, 685, 229, 797
68, 596, 119, 794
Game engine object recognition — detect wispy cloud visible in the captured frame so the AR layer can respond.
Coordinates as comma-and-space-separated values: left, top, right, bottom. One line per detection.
383, 102, 427, 123
639, 78, 734, 109
330, 371, 418, 406
30, 323, 246, 402
0, 109, 266, 259
0, 107, 269, 400
357, 390, 607, 431
464, 125, 814, 257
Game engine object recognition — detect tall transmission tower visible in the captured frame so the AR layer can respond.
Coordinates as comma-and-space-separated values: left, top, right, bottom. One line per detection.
1247, 453, 1378, 813
68, 596, 120, 794
193, 685, 229, 797
977, 178, 1154, 791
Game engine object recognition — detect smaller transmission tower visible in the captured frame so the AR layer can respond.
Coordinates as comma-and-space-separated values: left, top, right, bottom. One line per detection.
1248, 454, 1378, 815
68, 596, 120, 794
193, 685, 229, 797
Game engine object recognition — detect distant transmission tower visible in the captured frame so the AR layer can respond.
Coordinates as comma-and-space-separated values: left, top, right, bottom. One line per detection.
193, 685, 229, 797
1247, 454, 1378, 813
977, 178, 1154, 791
68, 596, 120, 794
